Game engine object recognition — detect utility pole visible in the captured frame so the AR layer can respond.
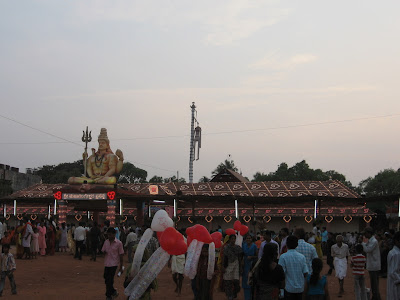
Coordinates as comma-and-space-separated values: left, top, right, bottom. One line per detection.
189, 102, 196, 183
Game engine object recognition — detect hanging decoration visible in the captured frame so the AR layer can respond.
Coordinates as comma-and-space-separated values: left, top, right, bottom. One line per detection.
205, 215, 213, 223
304, 216, 313, 223
30, 214, 37, 221
243, 216, 251, 223
121, 215, 127, 223
263, 216, 271, 223
325, 215, 333, 223
283, 216, 291, 223
5, 214, 10, 221
344, 215, 352, 223
363, 215, 372, 223
224, 216, 232, 223
188, 217, 193, 223
17, 214, 23, 221
75, 214, 82, 222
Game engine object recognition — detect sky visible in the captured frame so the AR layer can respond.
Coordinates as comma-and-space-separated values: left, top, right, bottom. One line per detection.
1, 1, 400, 186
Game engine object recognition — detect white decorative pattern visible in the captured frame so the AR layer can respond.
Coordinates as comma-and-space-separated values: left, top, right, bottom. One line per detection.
214, 185, 224, 191
278, 192, 288, 197
251, 184, 261, 190
289, 183, 300, 189
198, 185, 208, 191
270, 184, 281, 189
309, 183, 319, 189
232, 184, 243, 190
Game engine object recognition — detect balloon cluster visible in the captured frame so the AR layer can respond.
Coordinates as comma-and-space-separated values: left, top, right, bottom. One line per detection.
225, 220, 249, 247
125, 211, 224, 299
125, 210, 186, 299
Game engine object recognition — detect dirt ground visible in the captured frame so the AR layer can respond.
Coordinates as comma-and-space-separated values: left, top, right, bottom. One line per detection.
4, 247, 387, 300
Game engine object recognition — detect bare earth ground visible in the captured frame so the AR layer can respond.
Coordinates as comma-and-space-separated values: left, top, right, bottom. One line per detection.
4, 247, 387, 300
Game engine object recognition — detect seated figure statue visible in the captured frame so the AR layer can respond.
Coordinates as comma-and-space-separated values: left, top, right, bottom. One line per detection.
68, 128, 123, 185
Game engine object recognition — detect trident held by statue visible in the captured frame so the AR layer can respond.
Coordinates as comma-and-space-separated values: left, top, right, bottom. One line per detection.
82, 126, 92, 177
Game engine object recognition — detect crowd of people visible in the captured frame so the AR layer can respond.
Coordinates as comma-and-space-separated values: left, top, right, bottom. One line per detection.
0, 216, 399, 300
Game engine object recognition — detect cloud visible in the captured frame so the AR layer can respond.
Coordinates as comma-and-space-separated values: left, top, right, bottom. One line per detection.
249, 52, 318, 70
72, 0, 292, 45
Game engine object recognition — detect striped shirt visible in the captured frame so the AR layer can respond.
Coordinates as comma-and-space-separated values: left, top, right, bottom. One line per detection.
351, 254, 366, 275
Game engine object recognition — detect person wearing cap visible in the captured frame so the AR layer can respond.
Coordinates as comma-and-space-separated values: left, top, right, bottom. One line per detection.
102, 227, 124, 300
362, 227, 381, 300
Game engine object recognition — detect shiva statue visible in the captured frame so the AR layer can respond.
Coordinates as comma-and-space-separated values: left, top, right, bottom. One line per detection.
68, 128, 123, 185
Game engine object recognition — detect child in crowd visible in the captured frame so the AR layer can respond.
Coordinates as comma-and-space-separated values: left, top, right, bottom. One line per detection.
0, 244, 17, 296
350, 244, 367, 300
31, 228, 40, 259
0, 231, 14, 253
304, 258, 330, 300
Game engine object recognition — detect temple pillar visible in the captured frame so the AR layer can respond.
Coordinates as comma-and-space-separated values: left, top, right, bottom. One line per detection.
93, 211, 100, 224
136, 200, 144, 226
107, 200, 116, 227
58, 200, 67, 226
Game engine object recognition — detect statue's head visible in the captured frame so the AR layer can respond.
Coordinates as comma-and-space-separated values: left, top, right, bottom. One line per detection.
98, 128, 111, 152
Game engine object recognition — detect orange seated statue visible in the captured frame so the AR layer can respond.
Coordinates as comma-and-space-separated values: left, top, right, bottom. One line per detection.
68, 128, 123, 185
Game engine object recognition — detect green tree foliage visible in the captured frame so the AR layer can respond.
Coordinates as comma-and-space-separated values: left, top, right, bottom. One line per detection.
358, 168, 400, 196
212, 159, 238, 176
199, 176, 210, 183
163, 175, 186, 183
118, 162, 148, 184
148, 176, 164, 183
253, 160, 353, 188
33, 161, 83, 184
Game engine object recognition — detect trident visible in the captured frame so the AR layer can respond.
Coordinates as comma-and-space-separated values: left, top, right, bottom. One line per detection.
81, 126, 92, 177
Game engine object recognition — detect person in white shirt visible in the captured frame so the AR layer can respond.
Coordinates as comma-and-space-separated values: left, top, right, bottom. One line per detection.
125, 229, 137, 263
74, 222, 86, 260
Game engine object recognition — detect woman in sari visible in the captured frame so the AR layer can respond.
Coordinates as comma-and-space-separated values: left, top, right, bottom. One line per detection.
315, 231, 323, 259
216, 235, 230, 292
242, 235, 257, 300
222, 235, 243, 300
124, 245, 157, 300
15, 223, 25, 259
254, 243, 285, 300
46, 222, 56, 255
37, 221, 47, 256
67, 226, 76, 256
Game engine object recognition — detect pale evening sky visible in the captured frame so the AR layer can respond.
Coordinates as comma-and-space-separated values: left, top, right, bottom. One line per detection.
1, 1, 400, 185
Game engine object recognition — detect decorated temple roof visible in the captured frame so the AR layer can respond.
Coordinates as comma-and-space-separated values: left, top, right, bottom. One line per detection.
2, 180, 360, 200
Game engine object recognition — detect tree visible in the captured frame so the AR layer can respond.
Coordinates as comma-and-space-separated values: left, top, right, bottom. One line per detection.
212, 159, 238, 176
33, 161, 83, 184
358, 168, 400, 196
252, 160, 353, 188
148, 176, 164, 183
198, 176, 210, 183
118, 162, 147, 184
163, 175, 186, 183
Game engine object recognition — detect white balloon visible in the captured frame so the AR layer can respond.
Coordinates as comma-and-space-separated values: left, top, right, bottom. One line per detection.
184, 239, 198, 277
188, 241, 204, 279
235, 233, 243, 247
130, 228, 153, 278
151, 209, 174, 232
207, 242, 216, 280
125, 247, 170, 299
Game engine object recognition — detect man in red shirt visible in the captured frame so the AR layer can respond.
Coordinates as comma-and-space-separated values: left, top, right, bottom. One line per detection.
102, 227, 124, 300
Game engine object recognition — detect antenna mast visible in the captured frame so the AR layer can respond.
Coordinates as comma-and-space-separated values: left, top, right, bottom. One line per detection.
189, 102, 201, 183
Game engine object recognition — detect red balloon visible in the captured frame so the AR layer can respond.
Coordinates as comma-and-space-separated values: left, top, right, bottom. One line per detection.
160, 227, 187, 255
239, 225, 249, 236
225, 228, 235, 236
211, 232, 222, 248
234, 220, 242, 231
156, 231, 163, 241
194, 225, 213, 244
